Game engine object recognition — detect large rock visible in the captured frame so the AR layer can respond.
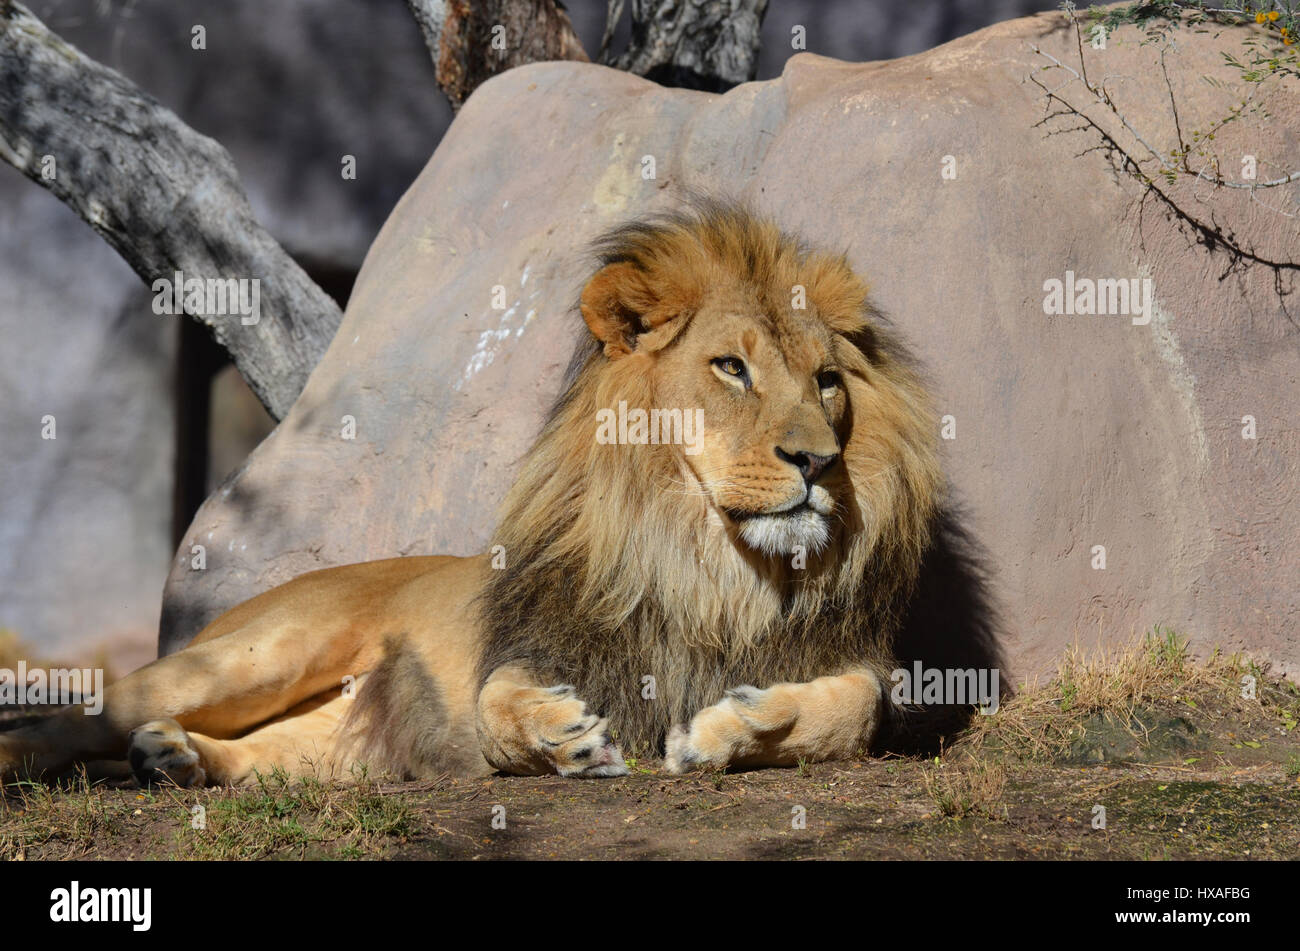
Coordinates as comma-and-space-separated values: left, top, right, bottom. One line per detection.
162, 11, 1300, 682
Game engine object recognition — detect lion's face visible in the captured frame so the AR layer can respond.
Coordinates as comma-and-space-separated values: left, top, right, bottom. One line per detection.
576, 208, 918, 565
650, 291, 848, 557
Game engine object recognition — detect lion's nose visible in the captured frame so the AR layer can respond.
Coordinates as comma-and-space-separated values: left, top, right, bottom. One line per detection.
774, 447, 839, 485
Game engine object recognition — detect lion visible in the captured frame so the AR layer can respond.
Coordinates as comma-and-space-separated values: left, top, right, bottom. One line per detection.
0, 200, 943, 786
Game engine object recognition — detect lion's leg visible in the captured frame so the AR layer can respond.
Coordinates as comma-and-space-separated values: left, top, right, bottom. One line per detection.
0, 618, 381, 781
663, 668, 884, 773
127, 691, 354, 788
475, 666, 628, 777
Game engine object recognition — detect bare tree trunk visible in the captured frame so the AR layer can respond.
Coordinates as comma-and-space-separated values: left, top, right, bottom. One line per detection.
406, 0, 589, 112
602, 0, 769, 92
0, 1, 342, 421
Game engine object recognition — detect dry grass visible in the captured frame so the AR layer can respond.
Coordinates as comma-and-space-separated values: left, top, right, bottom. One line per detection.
0, 766, 419, 861
922, 757, 1009, 819
175, 768, 418, 860
0, 769, 124, 860
956, 628, 1300, 762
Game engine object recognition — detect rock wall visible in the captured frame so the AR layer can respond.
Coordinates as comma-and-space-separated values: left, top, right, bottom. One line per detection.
162, 12, 1300, 679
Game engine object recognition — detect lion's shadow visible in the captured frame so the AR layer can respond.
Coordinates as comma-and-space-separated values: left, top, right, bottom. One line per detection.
878, 503, 1009, 756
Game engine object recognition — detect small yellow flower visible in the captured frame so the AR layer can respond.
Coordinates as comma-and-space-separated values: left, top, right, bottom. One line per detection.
1268, 11, 1280, 21
1256, 11, 1266, 22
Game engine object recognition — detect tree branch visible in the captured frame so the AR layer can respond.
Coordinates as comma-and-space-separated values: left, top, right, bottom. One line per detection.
0, 1, 342, 420
1026, 46, 1300, 277
1032, 42, 1300, 189
603, 0, 770, 92
406, 0, 589, 112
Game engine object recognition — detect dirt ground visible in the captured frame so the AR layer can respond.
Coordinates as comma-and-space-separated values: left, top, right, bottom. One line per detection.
3, 635, 1298, 861
3, 743, 1297, 861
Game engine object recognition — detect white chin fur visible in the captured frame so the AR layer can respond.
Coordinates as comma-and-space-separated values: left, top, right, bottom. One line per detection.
738, 509, 830, 557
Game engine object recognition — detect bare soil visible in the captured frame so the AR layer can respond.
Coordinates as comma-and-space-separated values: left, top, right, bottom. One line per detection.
3, 751, 1296, 861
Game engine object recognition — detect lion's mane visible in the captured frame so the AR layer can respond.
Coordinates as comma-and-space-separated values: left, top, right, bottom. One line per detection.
478, 201, 943, 755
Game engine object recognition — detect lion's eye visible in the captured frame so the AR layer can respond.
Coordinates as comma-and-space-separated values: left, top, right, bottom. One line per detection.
817, 369, 841, 392
712, 356, 749, 383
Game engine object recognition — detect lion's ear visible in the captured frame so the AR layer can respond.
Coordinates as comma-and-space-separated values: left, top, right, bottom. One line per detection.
580, 262, 660, 358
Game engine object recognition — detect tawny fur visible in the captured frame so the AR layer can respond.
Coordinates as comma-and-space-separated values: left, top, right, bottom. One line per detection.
338, 635, 482, 779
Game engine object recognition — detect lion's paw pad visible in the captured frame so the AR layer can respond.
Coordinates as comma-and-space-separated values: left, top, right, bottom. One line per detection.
555, 718, 629, 778
127, 719, 206, 788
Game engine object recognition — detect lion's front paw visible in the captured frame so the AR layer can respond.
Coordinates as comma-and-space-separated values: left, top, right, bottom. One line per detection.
536, 687, 629, 778
556, 725, 629, 778
482, 683, 629, 778
127, 719, 207, 788
663, 685, 798, 774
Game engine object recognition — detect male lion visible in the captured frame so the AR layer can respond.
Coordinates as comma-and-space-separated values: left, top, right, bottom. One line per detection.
0, 201, 942, 786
